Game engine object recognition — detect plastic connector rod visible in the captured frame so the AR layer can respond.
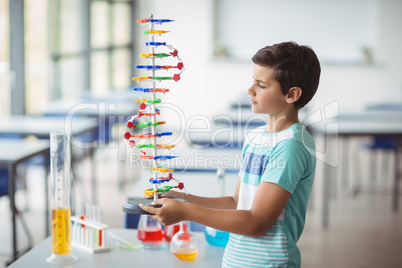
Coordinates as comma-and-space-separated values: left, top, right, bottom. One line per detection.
146, 42, 166, 46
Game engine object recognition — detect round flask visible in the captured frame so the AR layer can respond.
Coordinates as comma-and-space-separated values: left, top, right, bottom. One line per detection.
170, 221, 199, 261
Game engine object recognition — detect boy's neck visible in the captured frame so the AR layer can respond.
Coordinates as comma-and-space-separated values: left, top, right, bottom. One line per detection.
266, 109, 299, 134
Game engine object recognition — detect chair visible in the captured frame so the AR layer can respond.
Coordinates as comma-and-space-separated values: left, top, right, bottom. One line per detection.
0, 170, 9, 197
0, 169, 34, 257
365, 136, 396, 185
0, 134, 42, 211
124, 213, 140, 229
364, 103, 401, 186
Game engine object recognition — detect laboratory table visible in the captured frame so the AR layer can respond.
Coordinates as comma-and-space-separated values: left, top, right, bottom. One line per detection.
0, 116, 99, 204
0, 139, 50, 264
42, 98, 137, 144
42, 98, 138, 188
0, 116, 98, 140
8, 228, 225, 268
309, 111, 402, 227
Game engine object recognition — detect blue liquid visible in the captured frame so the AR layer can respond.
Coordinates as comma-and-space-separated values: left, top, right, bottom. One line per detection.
204, 227, 229, 247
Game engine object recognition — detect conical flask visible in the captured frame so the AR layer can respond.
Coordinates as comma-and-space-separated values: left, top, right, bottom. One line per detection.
170, 221, 199, 261
47, 131, 78, 264
137, 215, 166, 250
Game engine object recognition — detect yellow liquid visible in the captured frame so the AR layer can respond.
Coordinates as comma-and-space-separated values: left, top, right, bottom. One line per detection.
173, 249, 199, 260
51, 208, 71, 255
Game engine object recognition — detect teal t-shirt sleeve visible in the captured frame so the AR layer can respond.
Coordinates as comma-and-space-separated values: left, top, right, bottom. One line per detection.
260, 139, 311, 194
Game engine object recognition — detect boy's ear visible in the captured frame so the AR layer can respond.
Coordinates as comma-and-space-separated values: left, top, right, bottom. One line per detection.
285, 87, 302, 105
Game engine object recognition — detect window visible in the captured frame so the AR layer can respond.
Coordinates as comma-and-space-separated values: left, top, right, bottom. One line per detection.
50, 0, 134, 102
90, 0, 133, 93
0, 0, 10, 116
25, 0, 48, 115
2, 0, 135, 116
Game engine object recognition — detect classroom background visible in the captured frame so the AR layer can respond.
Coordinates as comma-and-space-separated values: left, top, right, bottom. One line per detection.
1, 0, 401, 267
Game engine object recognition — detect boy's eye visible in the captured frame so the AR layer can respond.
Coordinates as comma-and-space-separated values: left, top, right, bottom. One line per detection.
253, 80, 266, 89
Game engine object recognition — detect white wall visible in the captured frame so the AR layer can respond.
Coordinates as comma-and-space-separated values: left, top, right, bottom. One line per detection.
135, 0, 402, 127
308, 0, 402, 114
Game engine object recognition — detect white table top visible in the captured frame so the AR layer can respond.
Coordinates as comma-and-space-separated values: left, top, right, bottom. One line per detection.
0, 139, 49, 165
42, 99, 137, 117
305, 110, 402, 136
0, 116, 98, 138
9, 228, 225, 268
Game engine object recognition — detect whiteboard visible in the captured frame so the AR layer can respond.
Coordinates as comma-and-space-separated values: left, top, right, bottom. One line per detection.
214, 0, 379, 64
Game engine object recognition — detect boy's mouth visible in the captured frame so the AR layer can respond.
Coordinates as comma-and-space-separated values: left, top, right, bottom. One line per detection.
250, 100, 257, 104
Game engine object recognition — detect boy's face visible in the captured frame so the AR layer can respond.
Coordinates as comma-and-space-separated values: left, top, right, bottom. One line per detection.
248, 65, 287, 115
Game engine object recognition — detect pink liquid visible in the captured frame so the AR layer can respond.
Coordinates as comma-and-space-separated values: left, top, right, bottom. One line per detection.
164, 222, 188, 242
137, 227, 164, 242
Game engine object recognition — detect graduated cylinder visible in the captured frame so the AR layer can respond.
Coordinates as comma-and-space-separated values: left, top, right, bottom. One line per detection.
47, 131, 77, 264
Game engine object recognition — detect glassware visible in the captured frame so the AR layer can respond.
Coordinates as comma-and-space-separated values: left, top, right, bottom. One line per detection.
205, 226, 229, 247
170, 221, 199, 261
204, 167, 229, 247
46, 131, 78, 264
137, 215, 167, 250
164, 222, 187, 242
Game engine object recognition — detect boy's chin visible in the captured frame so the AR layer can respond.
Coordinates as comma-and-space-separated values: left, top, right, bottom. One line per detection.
251, 106, 268, 115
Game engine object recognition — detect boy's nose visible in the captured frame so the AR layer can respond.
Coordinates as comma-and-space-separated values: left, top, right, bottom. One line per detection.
247, 85, 255, 96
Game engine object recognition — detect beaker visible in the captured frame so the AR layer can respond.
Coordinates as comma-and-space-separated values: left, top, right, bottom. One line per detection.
170, 221, 199, 261
205, 226, 229, 247
137, 215, 167, 250
204, 167, 229, 247
46, 131, 78, 264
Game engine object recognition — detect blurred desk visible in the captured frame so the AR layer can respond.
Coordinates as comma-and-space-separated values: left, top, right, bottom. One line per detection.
8, 228, 225, 268
42, 98, 137, 144
0, 116, 98, 139
0, 116, 99, 204
42, 99, 136, 117
309, 112, 402, 227
42, 98, 138, 189
0, 139, 50, 264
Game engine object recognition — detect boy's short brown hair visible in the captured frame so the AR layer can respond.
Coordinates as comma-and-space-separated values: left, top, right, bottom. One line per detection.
252, 41, 321, 109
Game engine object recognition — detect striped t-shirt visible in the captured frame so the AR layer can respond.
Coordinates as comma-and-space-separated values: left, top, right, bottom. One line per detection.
222, 123, 316, 268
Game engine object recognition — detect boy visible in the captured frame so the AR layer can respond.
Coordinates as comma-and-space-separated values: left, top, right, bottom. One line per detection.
140, 41, 321, 267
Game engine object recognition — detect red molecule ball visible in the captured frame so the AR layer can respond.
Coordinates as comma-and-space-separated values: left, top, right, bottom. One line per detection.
139, 103, 147, 110
177, 182, 184, 190
172, 74, 180, 82
171, 50, 178, 57
124, 132, 132, 140
127, 121, 134, 128
128, 140, 136, 147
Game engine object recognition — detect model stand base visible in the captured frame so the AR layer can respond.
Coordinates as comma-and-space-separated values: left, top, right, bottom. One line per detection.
122, 197, 162, 214
123, 197, 185, 214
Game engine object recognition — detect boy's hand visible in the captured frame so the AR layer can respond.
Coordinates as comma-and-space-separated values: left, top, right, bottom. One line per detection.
139, 198, 186, 226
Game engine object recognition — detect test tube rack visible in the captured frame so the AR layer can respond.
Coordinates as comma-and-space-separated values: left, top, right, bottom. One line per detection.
122, 15, 185, 214
71, 203, 110, 254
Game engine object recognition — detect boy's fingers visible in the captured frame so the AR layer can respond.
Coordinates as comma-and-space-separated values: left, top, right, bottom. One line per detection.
151, 198, 164, 206
139, 203, 158, 215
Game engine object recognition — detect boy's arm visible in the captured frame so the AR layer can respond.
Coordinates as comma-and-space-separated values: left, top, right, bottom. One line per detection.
166, 177, 240, 209
140, 181, 290, 237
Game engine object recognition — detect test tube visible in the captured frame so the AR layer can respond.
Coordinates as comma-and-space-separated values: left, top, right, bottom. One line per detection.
46, 131, 78, 264
97, 207, 104, 247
